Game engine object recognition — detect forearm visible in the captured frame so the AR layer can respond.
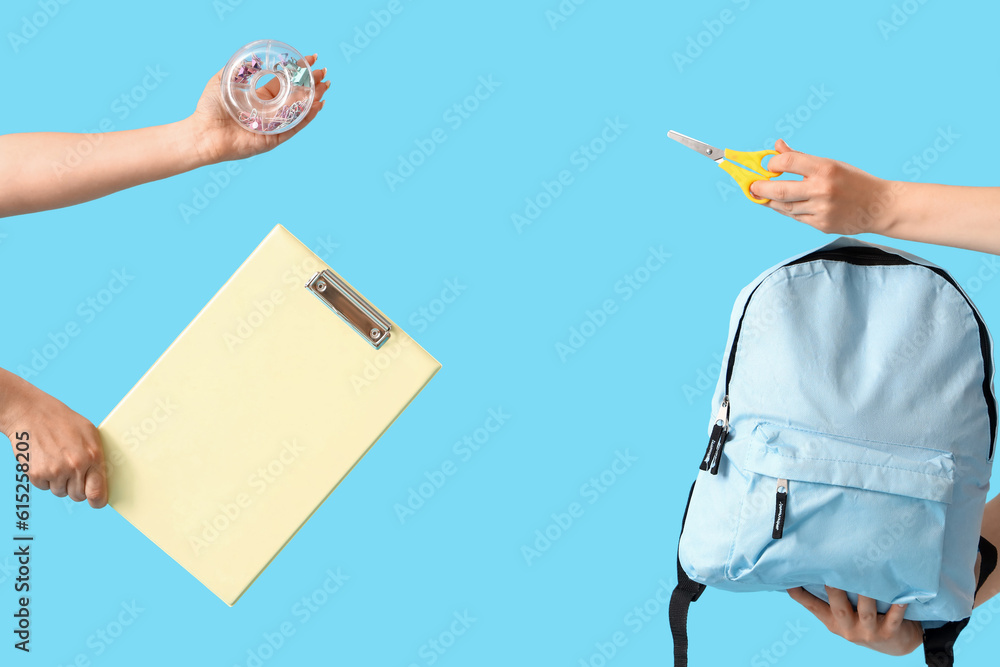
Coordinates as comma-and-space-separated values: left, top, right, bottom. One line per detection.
0, 118, 211, 217
882, 182, 1000, 255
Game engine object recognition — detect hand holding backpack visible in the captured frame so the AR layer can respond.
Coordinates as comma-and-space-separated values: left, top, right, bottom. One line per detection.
671, 237, 998, 666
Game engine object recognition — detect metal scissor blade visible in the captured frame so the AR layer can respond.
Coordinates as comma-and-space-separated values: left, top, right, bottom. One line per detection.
668, 130, 724, 162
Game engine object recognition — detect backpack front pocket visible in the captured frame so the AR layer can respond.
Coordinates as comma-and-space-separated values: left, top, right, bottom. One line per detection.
726, 421, 955, 604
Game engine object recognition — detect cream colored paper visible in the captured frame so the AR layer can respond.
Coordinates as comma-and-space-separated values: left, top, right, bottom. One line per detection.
99, 224, 440, 605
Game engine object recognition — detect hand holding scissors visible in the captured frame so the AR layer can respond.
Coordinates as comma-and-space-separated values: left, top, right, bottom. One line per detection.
668, 131, 784, 204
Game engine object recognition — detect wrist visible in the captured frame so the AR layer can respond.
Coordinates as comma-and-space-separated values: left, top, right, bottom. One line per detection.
177, 115, 221, 169
872, 179, 908, 238
0, 369, 29, 436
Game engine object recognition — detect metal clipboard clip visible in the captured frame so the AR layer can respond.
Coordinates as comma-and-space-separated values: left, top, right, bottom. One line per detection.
305, 270, 391, 349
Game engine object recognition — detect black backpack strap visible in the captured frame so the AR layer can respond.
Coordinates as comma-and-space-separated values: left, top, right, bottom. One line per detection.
976, 535, 997, 595
669, 481, 706, 667
921, 536, 997, 667
922, 618, 970, 667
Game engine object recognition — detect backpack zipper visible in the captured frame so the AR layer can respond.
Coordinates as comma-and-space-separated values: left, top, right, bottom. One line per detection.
772, 478, 788, 539
720, 245, 997, 461
700, 396, 729, 475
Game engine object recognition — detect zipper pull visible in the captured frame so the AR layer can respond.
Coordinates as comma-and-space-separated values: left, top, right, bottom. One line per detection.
772, 478, 788, 539
700, 396, 730, 475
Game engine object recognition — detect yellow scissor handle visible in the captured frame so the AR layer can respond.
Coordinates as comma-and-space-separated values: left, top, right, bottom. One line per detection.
720, 149, 781, 204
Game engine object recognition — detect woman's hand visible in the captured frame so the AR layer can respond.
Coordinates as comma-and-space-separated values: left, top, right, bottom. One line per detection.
749, 139, 898, 236
787, 586, 923, 656
0, 51, 330, 217
187, 53, 331, 164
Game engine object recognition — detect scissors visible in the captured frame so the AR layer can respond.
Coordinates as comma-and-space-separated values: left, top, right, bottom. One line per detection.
668, 131, 782, 204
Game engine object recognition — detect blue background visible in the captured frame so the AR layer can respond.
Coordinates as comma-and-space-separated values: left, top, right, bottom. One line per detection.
1, 0, 999, 665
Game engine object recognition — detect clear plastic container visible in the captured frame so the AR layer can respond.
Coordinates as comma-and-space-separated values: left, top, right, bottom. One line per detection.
220, 39, 314, 135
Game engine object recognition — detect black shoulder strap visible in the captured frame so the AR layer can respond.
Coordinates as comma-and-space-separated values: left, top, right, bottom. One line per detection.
669, 481, 706, 667
977, 535, 998, 596
922, 535, 997, 667
922, 617, 970, 667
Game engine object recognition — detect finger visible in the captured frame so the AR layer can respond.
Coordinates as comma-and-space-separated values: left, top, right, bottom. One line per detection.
259, 73, 281, 100
750, 178, 811, 204
312, 69, 331, 102
30, 475, 50, 491
291, 53, 319, 71
787, 587, 834, 626
85, 431, 109, 508
766, 150, 826, 177
276, 100, 325, 145
84, 463, 108, 509
882, 603, 908, 634
261, 57, 320, 100
856, 595, 878, 630
760, 196, 815, 219
49, 475, 69, 498
67, 467, 87, 502
788, 212, 821, 227
825, 586, 857, 627
774, 138, 799, 154
314, 79, 332, 103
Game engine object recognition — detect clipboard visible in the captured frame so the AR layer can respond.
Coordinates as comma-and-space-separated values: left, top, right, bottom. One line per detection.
98, 224, 440, 606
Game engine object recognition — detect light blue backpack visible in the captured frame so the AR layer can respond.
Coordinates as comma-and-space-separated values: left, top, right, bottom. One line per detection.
670, 237, 998, 667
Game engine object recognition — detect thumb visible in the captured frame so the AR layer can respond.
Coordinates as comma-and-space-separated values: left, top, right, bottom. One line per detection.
775, 138, 798, 153
84, 460, 109, 509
